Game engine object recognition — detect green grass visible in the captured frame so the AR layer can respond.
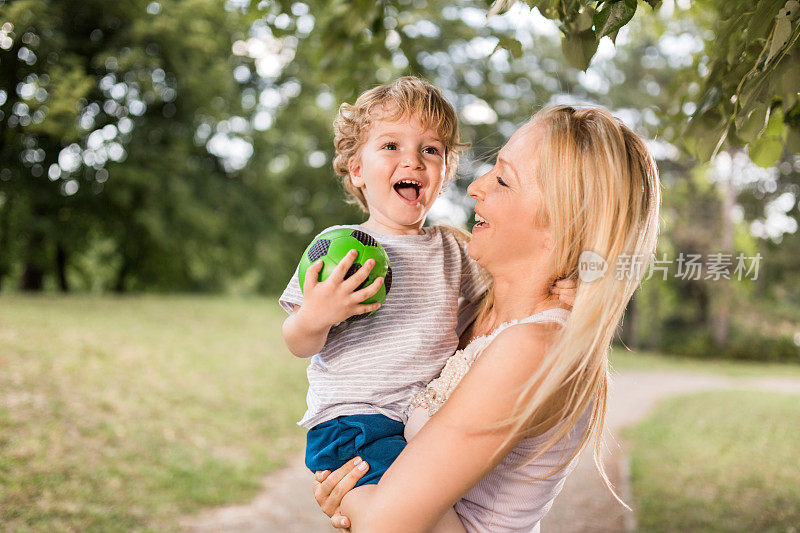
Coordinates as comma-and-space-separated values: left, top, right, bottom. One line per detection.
626, 390, 800, 532
3, 296, 798, 531
0, 295, 308, 532
611, 348, 800, 378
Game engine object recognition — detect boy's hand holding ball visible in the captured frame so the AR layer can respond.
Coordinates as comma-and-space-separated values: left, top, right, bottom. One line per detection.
300, 250, 385, 327
297, 228, 393, 327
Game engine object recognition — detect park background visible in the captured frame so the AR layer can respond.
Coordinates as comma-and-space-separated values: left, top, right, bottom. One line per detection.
1, 0, 799, 531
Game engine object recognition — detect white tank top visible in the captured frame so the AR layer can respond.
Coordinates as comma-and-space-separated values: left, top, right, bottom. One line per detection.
405, 308, 590, 533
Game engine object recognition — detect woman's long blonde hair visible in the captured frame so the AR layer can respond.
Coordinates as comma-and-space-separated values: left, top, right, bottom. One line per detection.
483, 105, 661, 502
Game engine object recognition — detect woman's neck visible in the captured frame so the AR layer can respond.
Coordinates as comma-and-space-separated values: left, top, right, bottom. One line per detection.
482, 261, 563, 330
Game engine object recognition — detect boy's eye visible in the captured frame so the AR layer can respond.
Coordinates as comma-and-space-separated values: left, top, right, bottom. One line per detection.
383, 142, 398, 150
423, 146, 441, 155
497, 176, 508, 187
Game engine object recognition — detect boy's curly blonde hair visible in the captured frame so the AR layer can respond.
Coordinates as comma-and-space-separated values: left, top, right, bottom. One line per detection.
333, 76, 468, 213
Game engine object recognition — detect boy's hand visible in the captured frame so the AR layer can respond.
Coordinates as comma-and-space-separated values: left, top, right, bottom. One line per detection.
299, 249, 384, 328
550, 278, 577, 308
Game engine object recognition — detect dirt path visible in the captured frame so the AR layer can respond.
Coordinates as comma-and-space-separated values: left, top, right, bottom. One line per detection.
182, 370, 800, 532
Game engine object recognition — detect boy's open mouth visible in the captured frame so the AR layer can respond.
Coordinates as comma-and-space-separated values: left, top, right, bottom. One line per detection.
393, 179, 422, 202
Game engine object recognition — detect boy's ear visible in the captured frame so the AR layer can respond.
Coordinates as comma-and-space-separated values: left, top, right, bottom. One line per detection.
349, 157, 365, 188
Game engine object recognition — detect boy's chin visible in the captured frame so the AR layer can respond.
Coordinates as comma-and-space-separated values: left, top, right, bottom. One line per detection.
390, 200, 428, 217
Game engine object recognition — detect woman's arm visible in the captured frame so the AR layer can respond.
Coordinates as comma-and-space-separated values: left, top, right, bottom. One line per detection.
340, 322, 559, 532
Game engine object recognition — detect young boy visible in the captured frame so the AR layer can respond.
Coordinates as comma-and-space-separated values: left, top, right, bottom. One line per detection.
279, 76, 490, 487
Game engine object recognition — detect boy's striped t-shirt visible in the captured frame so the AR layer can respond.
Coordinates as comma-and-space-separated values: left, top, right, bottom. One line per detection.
279, 224, 490, 429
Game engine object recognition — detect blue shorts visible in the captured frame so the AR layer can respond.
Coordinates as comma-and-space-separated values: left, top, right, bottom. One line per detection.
305, 414, 406, 487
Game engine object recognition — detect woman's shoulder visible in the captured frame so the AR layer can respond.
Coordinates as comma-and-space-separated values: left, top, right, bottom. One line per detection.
472, 320, 560, 379
493, 320, 560, 350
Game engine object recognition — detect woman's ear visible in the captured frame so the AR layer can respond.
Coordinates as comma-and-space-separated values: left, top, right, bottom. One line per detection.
349, 158, 364, 188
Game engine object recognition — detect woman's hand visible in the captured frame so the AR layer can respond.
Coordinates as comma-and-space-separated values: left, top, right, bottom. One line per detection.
551, 278, 577, 308
312, 457, 370, 530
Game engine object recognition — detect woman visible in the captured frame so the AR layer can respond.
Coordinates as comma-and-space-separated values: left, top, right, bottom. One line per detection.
311, 105, 661, 532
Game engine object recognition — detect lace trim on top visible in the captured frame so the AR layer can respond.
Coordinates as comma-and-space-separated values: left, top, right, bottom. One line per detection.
408, 308, 569, 418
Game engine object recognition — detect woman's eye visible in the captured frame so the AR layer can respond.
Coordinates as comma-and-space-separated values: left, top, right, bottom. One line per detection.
383, 142, 397, 150
497, 176, 508, 187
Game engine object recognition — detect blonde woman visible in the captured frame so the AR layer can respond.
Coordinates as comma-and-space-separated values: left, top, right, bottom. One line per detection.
311, 105, 661, 532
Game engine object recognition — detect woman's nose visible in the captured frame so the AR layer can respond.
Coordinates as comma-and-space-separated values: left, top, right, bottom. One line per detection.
467, 173, 487, 199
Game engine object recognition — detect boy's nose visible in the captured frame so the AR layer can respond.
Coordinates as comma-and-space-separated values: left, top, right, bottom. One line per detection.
401, 152, 423, 168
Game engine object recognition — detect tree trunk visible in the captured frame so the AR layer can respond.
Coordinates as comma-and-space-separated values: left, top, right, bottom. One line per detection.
56, 244, 69, 292
19, 203, 48, 292
0, 189, 13, 291
20, 262, 45, 291
114, 258, 129, 293
20, 234, 47, 291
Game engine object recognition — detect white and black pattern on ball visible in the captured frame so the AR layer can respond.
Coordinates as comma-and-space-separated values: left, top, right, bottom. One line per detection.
344, 262, 369, 291
346, 262, 370, 322
350, 229, 378, 248
307, 239, 331, 263
384, 267, 393, 294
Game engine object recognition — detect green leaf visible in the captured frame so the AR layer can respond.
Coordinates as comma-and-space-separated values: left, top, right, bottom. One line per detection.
750, 137, 785, 167
643, 0, 662, 8
786, 127, 800, 153
784, 0, 800, 18
493, 36, 524, 58
686, 112, 728, 162
695, 86, 721, 117
737, 106, 769, 143
561, 30, 599, 70
593, 0, 637, 39
767, 17, 792, 65
532, 0, 560, 19
746, 0, 785, 40
777, 53, 800, 110
749, 107, 787, 167
575, 6, 595, 32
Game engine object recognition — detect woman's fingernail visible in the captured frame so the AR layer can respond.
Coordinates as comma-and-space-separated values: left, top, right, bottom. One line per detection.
358, 461, 368, 471
341, 518, 349, 527
353, 457, 362, 466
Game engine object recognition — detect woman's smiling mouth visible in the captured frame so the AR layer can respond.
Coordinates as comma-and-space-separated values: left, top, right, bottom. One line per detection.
473, 211, 489, 229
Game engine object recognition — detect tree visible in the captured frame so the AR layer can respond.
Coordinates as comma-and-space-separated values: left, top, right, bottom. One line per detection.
0, 0, 260, 291
485, 0, 800, 167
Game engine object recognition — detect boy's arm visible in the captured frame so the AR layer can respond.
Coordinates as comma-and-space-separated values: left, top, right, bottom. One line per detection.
281, 305, 335, 358
281, 249, 384, 358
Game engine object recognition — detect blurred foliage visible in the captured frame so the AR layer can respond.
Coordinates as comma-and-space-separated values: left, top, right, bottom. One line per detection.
0, 0, 798, 361
0, 0, 263, 291
490, 0, 800, 167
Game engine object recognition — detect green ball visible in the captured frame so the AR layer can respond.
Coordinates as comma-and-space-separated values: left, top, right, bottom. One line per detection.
298, 228, 392, 320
